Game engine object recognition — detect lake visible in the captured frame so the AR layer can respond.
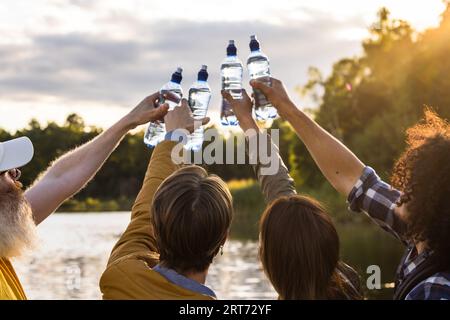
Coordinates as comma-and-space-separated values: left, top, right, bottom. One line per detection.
13, 212, 405, 300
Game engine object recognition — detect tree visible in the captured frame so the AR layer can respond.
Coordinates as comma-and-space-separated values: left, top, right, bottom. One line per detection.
297, 5, 450, 185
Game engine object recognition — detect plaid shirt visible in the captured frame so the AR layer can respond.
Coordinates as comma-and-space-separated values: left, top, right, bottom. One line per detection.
347, 166, 450, 300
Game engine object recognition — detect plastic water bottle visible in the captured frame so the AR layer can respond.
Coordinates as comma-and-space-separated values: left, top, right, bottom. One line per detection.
143, 67, 183, 148
220, 40, 243, 126
186, 65, 211, 152
247, 35, 277, 120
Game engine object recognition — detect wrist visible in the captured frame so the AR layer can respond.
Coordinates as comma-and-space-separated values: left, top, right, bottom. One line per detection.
280, 101, 301, 119
120, 114, 138, 131
238, 116, 258, 131
110, 117, 134, 138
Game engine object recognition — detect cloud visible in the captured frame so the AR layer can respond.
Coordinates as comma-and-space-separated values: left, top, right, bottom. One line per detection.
0, 10, 364, 116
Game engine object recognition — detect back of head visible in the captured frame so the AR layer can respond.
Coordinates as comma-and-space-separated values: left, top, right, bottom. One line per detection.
151, 166, 233, 273
392, 108, 450, 267
259, 195, 359, 299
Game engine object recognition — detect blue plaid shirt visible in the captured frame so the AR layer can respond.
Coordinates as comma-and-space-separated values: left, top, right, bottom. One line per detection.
347, 166, 450, 300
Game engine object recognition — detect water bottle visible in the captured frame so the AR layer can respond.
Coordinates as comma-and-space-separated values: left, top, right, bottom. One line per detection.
247, 35, 277, 120
220, 40, 243, 126
143, 67, 183, 148
186, 65, 211, 152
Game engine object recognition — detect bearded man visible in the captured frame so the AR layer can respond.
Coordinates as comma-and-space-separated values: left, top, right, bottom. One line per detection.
0, 93, 169, 299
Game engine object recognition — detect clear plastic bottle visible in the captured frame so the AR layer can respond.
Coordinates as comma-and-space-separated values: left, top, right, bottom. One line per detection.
186, 65, 211, 152
143, 67, 183, 148
220, 40, 243, 126
247, 35, 277, 120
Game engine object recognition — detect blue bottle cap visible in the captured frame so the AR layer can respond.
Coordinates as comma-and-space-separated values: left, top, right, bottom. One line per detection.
227, 40, 237, 56
198, 65, 208, 81
171, 67, 183, 84
249, 35, 260, 52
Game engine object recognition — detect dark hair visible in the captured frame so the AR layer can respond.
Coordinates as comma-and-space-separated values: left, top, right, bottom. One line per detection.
391, 108, 450, 267
151, 166, 233, 273
259, 195, 362, 299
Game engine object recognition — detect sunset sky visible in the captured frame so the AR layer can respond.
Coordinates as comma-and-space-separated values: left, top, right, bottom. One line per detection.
0, 0, 446, 132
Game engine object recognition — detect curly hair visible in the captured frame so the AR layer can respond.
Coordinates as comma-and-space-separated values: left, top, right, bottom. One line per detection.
391, 108, 450, 266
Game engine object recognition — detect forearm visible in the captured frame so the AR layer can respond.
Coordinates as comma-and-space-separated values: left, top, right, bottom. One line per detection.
44, 117, 130, 184
285, 105, 365, 196
241, 117, 296, 203
251, 134, 297, 203
26, 116, 133, 224
239, 116, 260, 133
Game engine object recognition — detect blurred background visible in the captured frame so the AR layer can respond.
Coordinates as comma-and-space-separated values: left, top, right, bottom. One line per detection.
2, 0, 450, 299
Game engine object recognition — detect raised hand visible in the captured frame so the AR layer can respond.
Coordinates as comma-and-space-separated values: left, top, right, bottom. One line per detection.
165, 99, 210, 133
124, 92, 170, 129
221, 89, 259, 132
250, 78, 297, 120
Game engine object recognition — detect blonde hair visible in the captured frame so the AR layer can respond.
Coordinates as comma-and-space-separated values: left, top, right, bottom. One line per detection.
0, 184, 37, 258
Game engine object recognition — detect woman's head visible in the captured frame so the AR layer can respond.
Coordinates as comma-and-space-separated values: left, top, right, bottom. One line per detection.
152, 166, 233, 273
259, 195, 341, 299
391, 108, 450, 266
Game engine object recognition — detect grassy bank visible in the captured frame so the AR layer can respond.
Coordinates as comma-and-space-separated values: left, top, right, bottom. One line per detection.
58, 196, 134, 212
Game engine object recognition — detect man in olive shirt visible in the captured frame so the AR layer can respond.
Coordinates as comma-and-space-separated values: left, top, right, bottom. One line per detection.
100, 100, 215, 299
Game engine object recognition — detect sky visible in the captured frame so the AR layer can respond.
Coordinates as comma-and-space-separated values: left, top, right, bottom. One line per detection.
0, 0, 446, 132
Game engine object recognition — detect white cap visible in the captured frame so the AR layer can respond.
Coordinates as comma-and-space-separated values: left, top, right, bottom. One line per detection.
0, 137, 34, 172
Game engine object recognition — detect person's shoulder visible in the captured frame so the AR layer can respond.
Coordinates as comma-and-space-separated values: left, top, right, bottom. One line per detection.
100, 253, 162, 299
407, 272, 450, 300
101, 252, 159, 282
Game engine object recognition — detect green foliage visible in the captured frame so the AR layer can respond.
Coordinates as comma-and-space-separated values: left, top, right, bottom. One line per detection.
60, 196, 133, 212
296, 5, 450, 189
227, 180, 265, 240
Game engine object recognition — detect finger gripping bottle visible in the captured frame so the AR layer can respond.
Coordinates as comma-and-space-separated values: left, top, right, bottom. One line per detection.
144, 67, 183, 148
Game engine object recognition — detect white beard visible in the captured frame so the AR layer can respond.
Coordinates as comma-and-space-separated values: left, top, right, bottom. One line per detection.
0, 185, 37, 258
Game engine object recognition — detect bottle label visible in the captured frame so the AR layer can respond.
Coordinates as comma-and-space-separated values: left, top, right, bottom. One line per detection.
159, 90, 182, 109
